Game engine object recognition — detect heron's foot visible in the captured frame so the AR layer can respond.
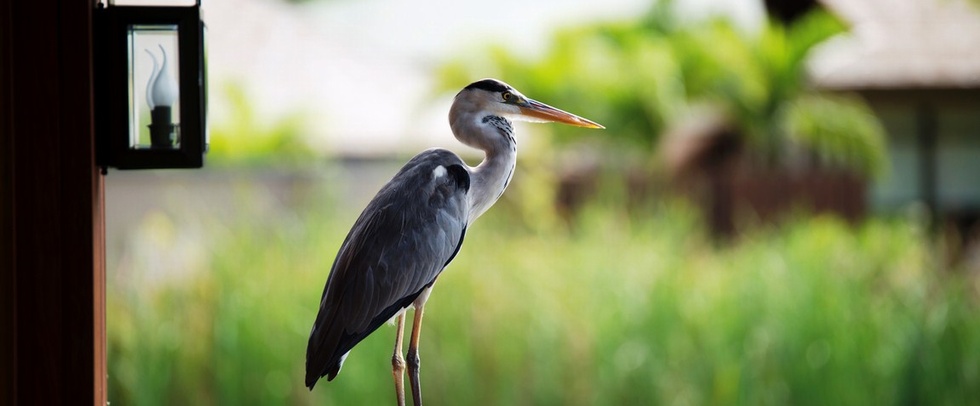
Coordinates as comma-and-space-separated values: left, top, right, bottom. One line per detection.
408, 295, 428, 405
392, 353, 406, 406
392, 313, 407, 406
407, 347, 421, 406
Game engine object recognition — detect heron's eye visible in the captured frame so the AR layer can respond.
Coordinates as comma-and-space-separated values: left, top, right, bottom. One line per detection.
501, 92, 514, 102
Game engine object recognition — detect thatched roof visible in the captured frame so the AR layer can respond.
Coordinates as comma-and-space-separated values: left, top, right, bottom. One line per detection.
809, 0, 980, 90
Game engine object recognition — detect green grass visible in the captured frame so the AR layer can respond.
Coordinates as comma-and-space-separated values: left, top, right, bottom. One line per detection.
107, 193, 980, 405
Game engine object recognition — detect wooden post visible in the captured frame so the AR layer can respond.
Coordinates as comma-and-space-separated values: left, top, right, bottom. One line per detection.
1, 0, 106, 404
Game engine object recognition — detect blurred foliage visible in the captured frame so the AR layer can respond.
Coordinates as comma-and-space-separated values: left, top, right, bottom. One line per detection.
207, 83, 316, 167
108, 190, 980, 405
783, 94, 887, 177
436, 2, 887, 177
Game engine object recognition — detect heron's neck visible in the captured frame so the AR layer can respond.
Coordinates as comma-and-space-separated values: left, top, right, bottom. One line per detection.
469, 144, 516, 222
452, 114, 517, 224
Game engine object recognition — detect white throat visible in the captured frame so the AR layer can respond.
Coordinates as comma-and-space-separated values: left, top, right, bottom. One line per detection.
467, 146, 516, 224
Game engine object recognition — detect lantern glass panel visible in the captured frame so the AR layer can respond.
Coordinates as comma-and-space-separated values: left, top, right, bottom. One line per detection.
128, 24, 181, 149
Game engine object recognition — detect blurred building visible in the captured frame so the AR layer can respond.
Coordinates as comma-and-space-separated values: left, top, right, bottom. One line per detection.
810, 0, 980, 241
656, 0, 980, 245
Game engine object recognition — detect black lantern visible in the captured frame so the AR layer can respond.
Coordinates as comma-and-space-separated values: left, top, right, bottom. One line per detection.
95, 0, 207, 170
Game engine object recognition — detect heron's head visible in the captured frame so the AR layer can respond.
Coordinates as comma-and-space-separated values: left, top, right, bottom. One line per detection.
450, 79, 604, 131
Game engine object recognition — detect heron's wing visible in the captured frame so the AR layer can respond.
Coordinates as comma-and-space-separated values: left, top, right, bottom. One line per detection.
306, 149, 470, 388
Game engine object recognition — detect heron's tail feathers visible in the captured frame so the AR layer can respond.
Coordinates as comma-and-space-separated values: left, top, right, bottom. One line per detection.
306, 336, 350, 390
305, 352, 345, 389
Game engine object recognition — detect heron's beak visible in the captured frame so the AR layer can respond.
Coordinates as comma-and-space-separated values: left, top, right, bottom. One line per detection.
519, 99, 605, 129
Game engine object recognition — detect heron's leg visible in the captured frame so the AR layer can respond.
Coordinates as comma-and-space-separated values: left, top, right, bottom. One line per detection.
392, 313, 407, 406
407, 303, 426, 406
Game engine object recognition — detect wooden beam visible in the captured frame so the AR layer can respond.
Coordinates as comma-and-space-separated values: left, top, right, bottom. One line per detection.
1, 0, 106, 404
1, 0, 14, 402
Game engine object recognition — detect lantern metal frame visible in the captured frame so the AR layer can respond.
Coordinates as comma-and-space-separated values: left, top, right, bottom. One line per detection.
95, 1, 207, 170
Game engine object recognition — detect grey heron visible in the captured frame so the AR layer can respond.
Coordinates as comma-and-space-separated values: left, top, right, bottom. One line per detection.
305, 78, 603, 405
